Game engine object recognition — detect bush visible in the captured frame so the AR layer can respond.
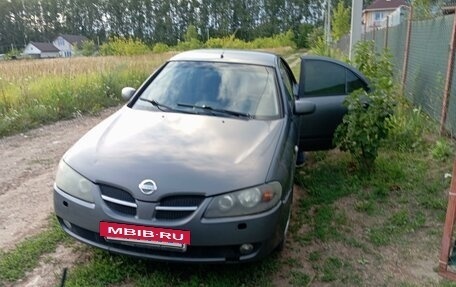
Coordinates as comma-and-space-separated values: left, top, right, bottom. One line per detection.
152, 43, 170, 53
294, 23, 314, 48
308, 27, 330, 56
176, 39, 203, 51
4, 49, 21, 60
79, 40, 97, 56
203, 31, 296, 50
204, 34, 250, 49
251, 30, 296, 49
334, 41, 396, 170
100, 37, 150, 56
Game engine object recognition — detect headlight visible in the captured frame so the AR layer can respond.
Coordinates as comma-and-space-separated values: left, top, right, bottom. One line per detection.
55, 160, 95, 203
204, 182, 282, 218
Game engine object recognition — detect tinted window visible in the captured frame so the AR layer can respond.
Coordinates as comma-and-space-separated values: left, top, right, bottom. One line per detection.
303, 60, 346, 96
347, 70, 366, 93
279, 61, 294, 101
134, 61, 280, 118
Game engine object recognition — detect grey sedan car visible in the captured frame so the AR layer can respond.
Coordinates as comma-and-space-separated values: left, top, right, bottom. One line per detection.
54, 49, 369, 263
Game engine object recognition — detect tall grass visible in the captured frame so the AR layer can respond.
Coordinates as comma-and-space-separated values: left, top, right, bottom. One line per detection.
0, 53, 174, 137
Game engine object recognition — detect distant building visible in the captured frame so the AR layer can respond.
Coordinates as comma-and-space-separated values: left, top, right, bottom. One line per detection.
53, 34, 88, 57
23, 42, 60, 58
363, 0, 409, 32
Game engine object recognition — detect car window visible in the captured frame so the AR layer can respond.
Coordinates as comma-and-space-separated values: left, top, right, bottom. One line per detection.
133, 61, 280, 119
279, 60, 294, 101
302, 60, 346, 96
347, 70, 366, 93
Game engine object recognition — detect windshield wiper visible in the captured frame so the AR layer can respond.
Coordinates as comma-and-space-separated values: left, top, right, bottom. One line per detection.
177, 103, 252, 119
139, 98, 176, 112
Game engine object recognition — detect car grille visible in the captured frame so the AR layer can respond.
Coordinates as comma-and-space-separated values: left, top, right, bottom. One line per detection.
99, 185, 137, 216
155, 196, 205, 220
99, 185, 204, 220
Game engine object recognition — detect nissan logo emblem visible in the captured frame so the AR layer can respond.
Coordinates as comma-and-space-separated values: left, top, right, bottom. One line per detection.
138, 179, 158, 195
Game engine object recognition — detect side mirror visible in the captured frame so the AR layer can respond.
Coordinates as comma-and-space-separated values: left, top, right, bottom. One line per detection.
121, 87, 136, 101
294, 99, 316, 115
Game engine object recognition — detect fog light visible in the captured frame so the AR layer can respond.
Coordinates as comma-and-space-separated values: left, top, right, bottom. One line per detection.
239, 243, 254, 255
62, 219, 72, 229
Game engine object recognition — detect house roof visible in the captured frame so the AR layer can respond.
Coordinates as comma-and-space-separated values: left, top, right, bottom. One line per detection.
59, 34, 88, 46
30, 42, 60, 53
364, 0, 409, 11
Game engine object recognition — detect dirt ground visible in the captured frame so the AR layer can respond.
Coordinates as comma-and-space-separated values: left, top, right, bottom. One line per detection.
0, 107, 122, 287
0, 107, 119, 252
0, 105, 449, 287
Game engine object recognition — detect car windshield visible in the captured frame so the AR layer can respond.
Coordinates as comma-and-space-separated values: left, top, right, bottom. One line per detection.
133, 61, 280, 119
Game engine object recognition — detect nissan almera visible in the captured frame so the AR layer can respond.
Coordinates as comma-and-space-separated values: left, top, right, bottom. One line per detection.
54, 49, 369, 262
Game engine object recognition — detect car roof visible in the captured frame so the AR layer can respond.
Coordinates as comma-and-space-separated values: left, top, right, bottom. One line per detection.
169, 49, 279, 67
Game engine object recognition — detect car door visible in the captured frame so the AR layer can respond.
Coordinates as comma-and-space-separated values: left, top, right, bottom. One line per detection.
298, 55, 370, 151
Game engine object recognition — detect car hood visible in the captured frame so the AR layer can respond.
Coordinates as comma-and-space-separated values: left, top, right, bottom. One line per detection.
64, 107, 284, 201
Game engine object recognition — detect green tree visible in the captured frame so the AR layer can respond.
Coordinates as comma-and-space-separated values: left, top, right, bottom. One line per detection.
5, 48, 21, 60
412, 0, 440, 20
80, 40, 97, 56
0, 0, 330, 54
331, 1, 351, 41
184, 24, 199, 42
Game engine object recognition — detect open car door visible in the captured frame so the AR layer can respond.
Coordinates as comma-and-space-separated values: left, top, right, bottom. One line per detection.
298, 55, 370, 151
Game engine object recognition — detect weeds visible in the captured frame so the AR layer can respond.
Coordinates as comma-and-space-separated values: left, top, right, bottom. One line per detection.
100, 37, 151, 56
431, 139, 453, 161
63, 249, 279, 287
0, 54, 170, 137
0, 216, 68, 283
386, 104, 429, 152
289, 270, 311, 285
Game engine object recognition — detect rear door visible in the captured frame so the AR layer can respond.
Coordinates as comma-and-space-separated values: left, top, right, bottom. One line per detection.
298, 55, 370, 151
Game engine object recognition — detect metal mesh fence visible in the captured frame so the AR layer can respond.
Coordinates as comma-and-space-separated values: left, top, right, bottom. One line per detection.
386, 22, 407, 81
373, 28, 386, 53
335, 11, 456, 135
447, 18, 456, 136
334, 34, 350, 55
361, 22, 407, 80
405, 16, 453, 123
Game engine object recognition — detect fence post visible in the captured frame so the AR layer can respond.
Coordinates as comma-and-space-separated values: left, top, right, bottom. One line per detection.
440, 10, 456, 135
439, 160, 456, 281
385, 16, 389, 50
401, 6, 413, 95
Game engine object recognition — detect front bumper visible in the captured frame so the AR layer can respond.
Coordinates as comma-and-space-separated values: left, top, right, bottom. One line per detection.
54, 186, 292, 263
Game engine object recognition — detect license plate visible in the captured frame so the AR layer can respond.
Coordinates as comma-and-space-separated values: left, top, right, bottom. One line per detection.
100, 222, 190, 250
